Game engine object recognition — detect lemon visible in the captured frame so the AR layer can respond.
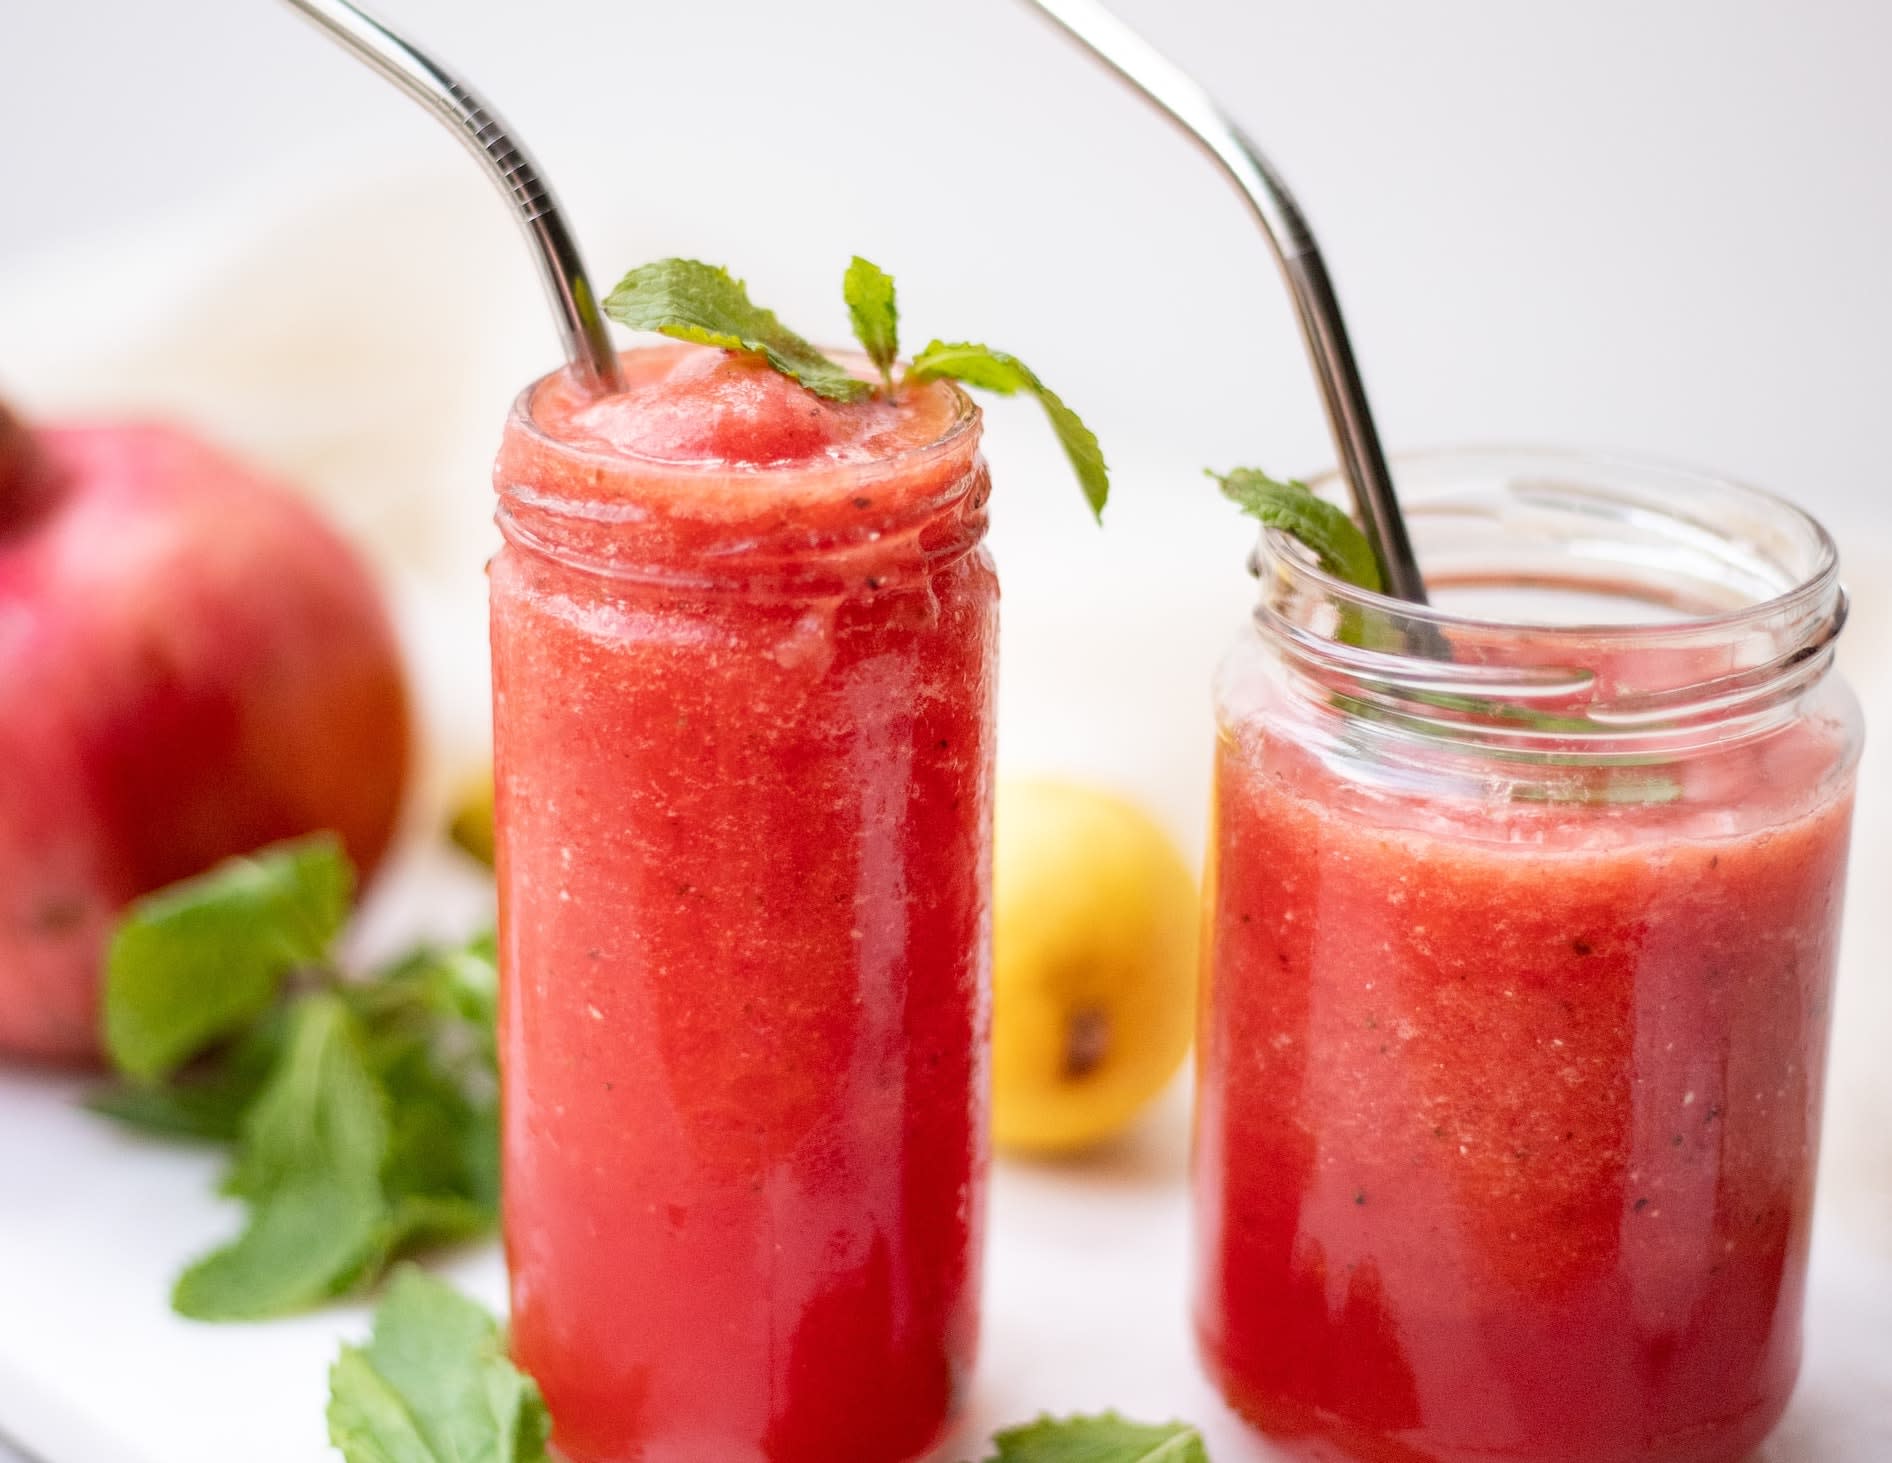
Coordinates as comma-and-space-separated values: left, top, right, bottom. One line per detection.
991, 778, 1199, 1154
449, 773, 496, 866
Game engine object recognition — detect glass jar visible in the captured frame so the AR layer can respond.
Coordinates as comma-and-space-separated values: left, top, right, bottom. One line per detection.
490, 346, 995, 1463
1194, 448, 1861, 1463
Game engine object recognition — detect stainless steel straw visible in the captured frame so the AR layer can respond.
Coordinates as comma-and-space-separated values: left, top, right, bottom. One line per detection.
279, 0, 622, 395
1021, 0, 1428, 603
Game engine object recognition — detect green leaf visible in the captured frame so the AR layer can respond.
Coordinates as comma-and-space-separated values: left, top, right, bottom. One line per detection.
173, 995, 391, 1320
91, 1014, 287, 1142
85, 849, 504, 1320
355, 934, 502, 1232
843, 256, 900, 389
175, 1172, 388, 1321
327, 1266, 552, 1463
103, 835, 353, 1081
977, 1413, 1210, 1462
908, 341, 1109, 520
1211, 467, 1383, 593
86, 1071, 261, 1142
603, 258, 868, 403
1507, 769, 1686, 806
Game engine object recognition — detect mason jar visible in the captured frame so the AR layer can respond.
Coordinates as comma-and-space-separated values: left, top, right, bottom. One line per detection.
1194, 448, 1861, 1463
490, 344, 995, 1463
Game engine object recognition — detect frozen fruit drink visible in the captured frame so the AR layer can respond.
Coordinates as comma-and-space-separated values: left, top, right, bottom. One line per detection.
491, 345, 994, 1463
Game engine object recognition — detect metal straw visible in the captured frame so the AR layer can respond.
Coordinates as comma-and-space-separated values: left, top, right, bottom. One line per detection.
1021, 0, 1428, 603
279, 0, 622, 395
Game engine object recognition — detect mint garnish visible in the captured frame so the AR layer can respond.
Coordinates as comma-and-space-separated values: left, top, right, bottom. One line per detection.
974, 1412, 1211, 1461
909, 341, 1109, 521
843, 255, 900, 391
327, 1266, 551, 1463
90, 836, 502, 1320
602, 255, 1109, 519
603, 258, 869, 403
1212, 466, 1382, 592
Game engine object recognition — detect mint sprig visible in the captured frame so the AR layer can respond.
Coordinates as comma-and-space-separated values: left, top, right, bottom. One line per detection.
843, 255, 900, 391
910, 341, 1109, 522
1212, 467, 1382, 592
173, 993, 390, 1319
103, 835, 351, 1081
604, 258, 869, 403
975, 1413, 1210, 1461
602, 255, 1109, 519
89, 837, 501, 1321
328, 1267, 551, 1463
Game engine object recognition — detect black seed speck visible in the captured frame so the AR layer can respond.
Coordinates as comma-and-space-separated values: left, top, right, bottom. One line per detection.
1572, 939, 1593, 957
1634, 1198, 1649, 1213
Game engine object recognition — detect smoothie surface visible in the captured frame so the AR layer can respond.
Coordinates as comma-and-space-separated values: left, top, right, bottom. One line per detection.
531, 343, 967, 472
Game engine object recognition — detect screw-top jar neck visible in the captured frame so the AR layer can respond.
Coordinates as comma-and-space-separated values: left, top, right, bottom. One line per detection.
494, 350, 988, 600
1249, 449, 1851, 781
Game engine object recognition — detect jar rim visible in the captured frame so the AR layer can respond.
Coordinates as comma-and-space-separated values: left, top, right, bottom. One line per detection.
503, 346, 983, 501
492, 346, 990, 594
1247, 446, 1853, 765
1279, 444, 1843, 650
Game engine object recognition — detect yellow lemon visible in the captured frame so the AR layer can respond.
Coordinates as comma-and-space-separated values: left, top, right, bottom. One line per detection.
991, 778, 1199, 1154
449, 772, 496, 867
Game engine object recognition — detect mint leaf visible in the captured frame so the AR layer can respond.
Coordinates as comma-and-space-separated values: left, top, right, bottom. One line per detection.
977, 1413, 1210, 1462
103, 835, 351, 1081
354, 935, 502, 1235
603, 258, 868, 403
174, 994, 390, 1320
843, 256, 900, 390
327, 1266, 552, 1463
1211, 467, 1382, 593
92, 1014, 288, 1142
89, 842, 506, 1321
1507, 768, 1686, 806
174, 1172, 388, 1322
85, 1068, 263, 1142
908, 340, 1109, 520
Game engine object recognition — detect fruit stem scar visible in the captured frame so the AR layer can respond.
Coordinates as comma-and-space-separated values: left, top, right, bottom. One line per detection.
1063, 1006, 1112, 1080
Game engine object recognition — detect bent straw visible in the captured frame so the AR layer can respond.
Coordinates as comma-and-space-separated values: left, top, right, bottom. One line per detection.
1021, 0, 1427, 602
280, 0, 622, 395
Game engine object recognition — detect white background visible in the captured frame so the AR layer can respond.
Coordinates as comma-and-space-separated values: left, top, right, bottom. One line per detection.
5, 0, 1892, 544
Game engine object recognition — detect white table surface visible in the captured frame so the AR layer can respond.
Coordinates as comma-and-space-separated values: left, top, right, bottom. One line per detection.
2, 1041, 1890, 1463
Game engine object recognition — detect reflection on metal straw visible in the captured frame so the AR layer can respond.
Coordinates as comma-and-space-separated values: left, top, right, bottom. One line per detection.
1020, 0, 1427, 603
279, 0, 621, 395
